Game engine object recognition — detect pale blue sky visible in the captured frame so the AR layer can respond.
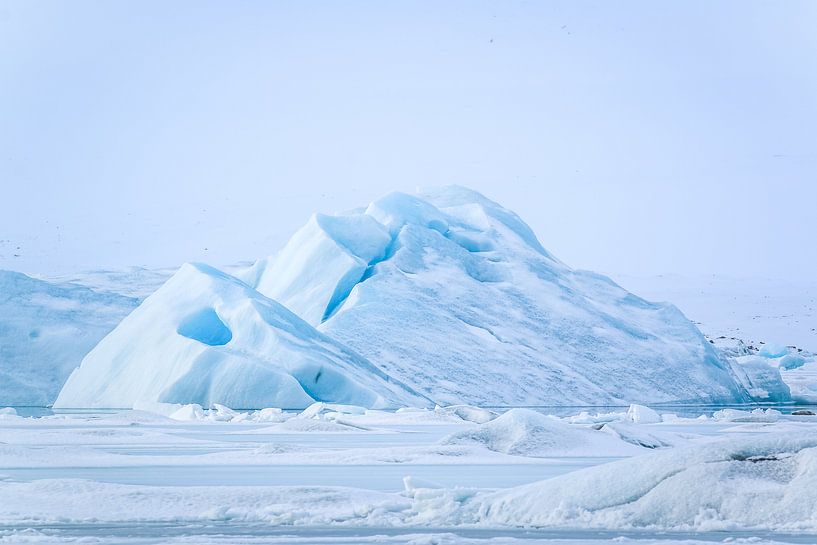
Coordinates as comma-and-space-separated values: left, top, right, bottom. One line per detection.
1, 1, 815, 279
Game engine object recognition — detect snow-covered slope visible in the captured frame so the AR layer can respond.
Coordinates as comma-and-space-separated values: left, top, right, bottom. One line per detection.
0, 270, 137, 406
55, 263, 426, 409
248, 186, 750, 406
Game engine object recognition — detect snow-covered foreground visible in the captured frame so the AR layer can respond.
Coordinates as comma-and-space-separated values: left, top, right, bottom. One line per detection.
2, 404, 817, 544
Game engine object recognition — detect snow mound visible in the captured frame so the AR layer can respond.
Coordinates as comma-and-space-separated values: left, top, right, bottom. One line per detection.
0, 270, 137, 406
440, 408, 641, 457
54, 263, 426, 409
248, 186, 749, 406
422, 433, 817, 531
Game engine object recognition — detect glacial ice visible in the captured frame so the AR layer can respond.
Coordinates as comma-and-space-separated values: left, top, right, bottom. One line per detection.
248, 186, 752, 405
729, 356, 792, 401
54, 263, 426, 409
45, 186, 791, 408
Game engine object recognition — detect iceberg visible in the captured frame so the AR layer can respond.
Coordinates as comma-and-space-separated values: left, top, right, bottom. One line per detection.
54, 263, 426, 409
248, 186, 749, 406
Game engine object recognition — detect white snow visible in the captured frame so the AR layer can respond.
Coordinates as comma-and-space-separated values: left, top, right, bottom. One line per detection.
2, 407, 817, 540
54, 263, 426, 409
423, 433, 817, 531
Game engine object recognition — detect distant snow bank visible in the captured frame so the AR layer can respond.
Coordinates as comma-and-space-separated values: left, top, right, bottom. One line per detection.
612, 274, 817, 352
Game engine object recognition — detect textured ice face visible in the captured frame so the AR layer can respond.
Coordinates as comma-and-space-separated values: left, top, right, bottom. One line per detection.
245, 185, 751, 406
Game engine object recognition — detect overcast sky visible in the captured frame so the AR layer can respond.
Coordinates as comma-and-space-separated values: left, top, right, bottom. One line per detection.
1, 0, 815, 280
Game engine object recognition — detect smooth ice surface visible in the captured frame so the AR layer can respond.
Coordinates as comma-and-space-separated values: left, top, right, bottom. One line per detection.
247, 186, 752, 405
54, 263, 426, 409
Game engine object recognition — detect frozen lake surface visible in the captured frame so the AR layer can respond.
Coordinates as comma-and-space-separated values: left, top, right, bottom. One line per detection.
2, 404, 817, 544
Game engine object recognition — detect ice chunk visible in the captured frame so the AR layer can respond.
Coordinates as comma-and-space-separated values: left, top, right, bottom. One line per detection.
712, 408, 781, 422
248, 407, 287, 423
759, 342, 789, 358
297, 401, 367, 419
168, 403, 207, 421
54, 263, 426, 409
779, 354, 807, 370
729, 356, 791, 401
626, 404, 661, 424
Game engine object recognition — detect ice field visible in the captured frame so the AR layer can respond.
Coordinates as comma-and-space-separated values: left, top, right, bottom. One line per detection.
2, 403, 817, 544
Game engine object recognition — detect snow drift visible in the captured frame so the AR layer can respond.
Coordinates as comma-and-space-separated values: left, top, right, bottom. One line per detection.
247, 186, 750, 405
412, 433, 817, 531
54, 263, 425, 409
440, 408, 641, 456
